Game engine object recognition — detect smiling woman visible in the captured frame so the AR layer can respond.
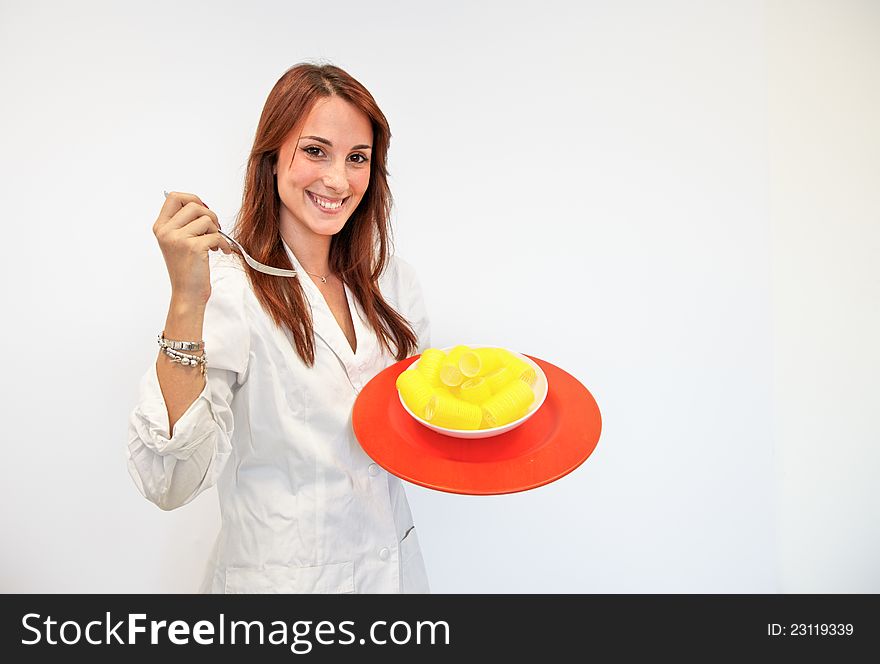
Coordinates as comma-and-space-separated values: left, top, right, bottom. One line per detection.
128, 63, 432, 595
235, 65, 419, 366
272, 97, 375, 276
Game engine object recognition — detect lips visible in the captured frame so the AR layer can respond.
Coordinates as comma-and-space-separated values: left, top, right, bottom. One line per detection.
307, 191, 349, 211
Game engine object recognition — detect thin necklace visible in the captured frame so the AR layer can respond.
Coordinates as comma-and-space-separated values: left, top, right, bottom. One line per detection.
304, 270, 330, 284
284, 238, 330, 283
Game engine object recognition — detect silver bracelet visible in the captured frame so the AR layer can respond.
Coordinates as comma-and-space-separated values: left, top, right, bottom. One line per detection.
158, 331, 204, 351
158, 336, 208, 376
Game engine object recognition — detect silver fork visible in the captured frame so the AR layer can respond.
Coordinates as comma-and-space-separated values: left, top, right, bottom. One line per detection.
163, 191, 298, 277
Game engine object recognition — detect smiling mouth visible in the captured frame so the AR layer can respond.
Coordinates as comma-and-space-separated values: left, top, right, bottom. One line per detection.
307, 191, 349, 211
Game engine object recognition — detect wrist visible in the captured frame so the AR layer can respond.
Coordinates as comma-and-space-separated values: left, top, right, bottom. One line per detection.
165, 297, 206, 343
168, 295, 207, 317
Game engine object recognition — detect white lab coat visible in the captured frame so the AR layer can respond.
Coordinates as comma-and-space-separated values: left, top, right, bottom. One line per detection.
126, 240, 431, 593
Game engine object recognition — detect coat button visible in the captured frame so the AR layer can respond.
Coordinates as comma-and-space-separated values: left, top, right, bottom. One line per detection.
379, 547, 390, 561
368, 463, 380, 476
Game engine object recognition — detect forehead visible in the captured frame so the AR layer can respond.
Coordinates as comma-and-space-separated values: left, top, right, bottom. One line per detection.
299, 96, 373, 142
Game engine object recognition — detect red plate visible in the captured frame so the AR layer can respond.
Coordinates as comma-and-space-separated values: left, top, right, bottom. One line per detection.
353, 354, 602, 495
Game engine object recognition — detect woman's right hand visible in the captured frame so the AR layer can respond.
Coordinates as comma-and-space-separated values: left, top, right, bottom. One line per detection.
153, 191, 235, 306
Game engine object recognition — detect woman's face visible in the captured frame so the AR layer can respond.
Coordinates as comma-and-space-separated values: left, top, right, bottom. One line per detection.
274, 95, 373, 239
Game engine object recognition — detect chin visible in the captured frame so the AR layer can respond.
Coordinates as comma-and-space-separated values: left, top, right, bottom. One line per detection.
309, 218, 349, 235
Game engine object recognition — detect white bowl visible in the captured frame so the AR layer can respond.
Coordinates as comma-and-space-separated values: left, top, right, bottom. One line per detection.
398, 345, 549, 439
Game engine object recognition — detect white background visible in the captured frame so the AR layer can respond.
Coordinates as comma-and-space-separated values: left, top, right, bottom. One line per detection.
0, 0, 876, 593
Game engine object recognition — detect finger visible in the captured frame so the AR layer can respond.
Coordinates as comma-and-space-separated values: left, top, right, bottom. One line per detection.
159, 191, 209, 221
194, 232, 233, 255
187, 226, 235, 255
157, 192, 219, 236
165, 202, 221, 232
217, 233, 235, 254
179, 214, 219, 238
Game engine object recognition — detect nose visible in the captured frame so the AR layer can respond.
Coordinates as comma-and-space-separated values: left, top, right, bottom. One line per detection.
321, 157, 348, 193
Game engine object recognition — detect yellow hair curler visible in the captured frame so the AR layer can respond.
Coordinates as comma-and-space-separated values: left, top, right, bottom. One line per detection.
481, 379, 535, 428
416, 348, 446, 386
459, 347, 506, 378
458, 376, 492, 405
396, 369, 437, 420
504, 356, 537, 387
438, 345, 471, 387
424, 391, 482, 430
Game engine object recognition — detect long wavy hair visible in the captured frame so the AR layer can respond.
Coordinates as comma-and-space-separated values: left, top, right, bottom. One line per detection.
231, 63, 418, 367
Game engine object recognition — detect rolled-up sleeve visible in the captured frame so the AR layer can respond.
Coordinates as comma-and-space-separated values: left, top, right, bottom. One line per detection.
126, 257, 250, 511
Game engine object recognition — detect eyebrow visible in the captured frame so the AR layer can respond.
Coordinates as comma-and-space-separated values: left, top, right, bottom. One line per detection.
299, 135, 372, 151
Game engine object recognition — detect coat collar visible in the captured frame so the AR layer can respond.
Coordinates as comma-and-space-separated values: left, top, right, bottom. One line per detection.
281, 238, 372, 376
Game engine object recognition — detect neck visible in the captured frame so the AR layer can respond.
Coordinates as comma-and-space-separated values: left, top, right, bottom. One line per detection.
279, 223, 332, 276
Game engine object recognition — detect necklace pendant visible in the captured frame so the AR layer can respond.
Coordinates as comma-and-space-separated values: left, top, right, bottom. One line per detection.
320, 276, 327, 284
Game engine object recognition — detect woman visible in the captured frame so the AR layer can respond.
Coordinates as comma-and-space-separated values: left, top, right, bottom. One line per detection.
127, 63, 431, 594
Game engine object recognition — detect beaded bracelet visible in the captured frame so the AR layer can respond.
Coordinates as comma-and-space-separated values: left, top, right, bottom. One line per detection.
157, 334, 208, 376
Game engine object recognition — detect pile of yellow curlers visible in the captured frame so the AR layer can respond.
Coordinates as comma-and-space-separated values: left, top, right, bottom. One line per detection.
396, 345, 538, 430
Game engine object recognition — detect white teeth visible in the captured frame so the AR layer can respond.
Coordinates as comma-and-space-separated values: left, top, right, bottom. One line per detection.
310, 192, 343, 209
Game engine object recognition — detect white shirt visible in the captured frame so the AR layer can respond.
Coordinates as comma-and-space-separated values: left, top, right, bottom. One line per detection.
127, 241, 431, 593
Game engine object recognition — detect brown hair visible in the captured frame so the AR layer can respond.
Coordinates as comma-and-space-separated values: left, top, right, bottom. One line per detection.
231, 63, 418, 366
